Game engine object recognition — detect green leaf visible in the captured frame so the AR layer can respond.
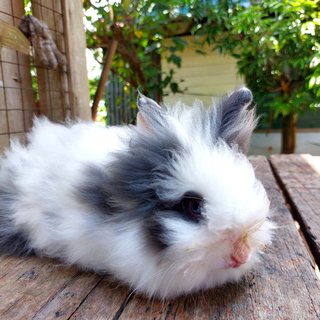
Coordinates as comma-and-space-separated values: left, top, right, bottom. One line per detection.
168, 54, 182, 68
171, 37, 187, 51
170, 82, 179, 93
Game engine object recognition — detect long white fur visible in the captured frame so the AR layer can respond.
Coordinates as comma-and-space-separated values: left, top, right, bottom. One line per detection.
0, 96, 274, 299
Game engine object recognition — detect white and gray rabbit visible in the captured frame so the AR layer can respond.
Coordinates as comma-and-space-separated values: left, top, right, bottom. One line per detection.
0, 88, 273, 298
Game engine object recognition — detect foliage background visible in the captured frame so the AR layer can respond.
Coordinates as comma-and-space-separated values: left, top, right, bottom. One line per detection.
84, 0, 320, 149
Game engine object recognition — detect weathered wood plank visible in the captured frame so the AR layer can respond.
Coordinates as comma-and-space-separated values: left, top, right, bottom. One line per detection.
68, 277, 131, 320
32, 272, 102, 320
0, 256, 100, 320
270, 154, 320, 266
0, 256, 76, 318
115, 156, 320, 319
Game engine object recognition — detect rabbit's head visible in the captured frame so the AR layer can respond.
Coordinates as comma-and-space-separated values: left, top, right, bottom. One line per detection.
99, 88, 273, 298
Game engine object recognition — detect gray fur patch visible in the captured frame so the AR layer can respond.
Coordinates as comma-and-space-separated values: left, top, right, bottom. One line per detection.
0, 182, 33, 256
218, 88, 255, 153
79, 128, 184, 218
78, 166, 117, 213
182, 88, 255, 153
137, 93, 168, 132
144, 214, 171, 251
77, 128, 187, 251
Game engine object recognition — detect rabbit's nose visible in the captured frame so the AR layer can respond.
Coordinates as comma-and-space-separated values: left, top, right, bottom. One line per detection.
229, 238, 251, 268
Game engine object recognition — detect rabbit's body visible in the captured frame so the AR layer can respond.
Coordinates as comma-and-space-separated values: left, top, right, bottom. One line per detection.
0, 89, 273, 298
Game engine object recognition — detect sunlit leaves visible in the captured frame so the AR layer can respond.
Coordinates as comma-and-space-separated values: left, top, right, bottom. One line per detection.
84, 0, 192, 98
197, 0, 320, 118
301, 21, 316, 35
84, 0, 320, 109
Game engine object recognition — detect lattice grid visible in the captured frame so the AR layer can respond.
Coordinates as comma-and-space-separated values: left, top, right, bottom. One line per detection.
0, 0, 73, 153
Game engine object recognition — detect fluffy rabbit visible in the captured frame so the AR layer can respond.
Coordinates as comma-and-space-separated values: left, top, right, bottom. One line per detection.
0, 88, 273, 298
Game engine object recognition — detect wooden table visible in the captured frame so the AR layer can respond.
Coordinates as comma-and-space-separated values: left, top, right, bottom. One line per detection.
0, 155, 319, 320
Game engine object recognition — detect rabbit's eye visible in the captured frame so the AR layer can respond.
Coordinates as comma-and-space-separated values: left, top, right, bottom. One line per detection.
180, 194, 203, 221
162, 192, 204, 222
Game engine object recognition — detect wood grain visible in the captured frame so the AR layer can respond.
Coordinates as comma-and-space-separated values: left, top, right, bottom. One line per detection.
270, 154, 320, 266
0, 256, 75, 318
32, 272, 102, 320
61, 0, 91, 121
0, 256, 101, 320
68, 277, 131, 320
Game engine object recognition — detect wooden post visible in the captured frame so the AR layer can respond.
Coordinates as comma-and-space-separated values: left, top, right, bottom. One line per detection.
62, 0, 91, 121
91, 39, 118, 121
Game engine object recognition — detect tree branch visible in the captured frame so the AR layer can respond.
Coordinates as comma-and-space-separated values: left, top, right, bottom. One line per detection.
91, 39, 118, 121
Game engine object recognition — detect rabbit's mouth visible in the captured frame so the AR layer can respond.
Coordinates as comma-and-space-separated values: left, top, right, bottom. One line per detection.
228, 253, 251, 268
224, 217, 268, 269
227, 235, 252, 268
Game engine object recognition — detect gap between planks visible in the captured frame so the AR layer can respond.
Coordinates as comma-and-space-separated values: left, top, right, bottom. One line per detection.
268, 156, 320, 274
65, 278, 134, 320
110, 291, 135, 320
66, 276, 104, 320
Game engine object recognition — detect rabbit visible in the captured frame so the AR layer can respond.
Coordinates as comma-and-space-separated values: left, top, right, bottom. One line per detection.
0, 88, 273, 299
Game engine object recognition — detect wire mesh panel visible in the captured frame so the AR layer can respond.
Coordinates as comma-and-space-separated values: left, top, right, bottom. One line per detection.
0, 0, 78, 153
0, 0, 35, 151
30, 0, 71, 120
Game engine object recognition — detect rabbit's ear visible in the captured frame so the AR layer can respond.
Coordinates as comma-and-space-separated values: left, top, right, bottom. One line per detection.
218, 87, 256, 153
136, 93, 166, 131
